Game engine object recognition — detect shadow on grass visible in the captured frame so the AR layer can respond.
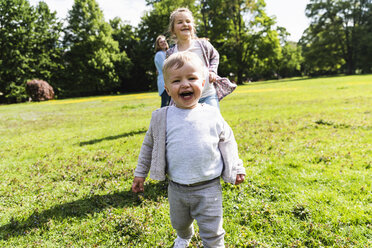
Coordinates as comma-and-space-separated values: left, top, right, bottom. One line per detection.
0, 181, 168, 240
79, 128, 147, 146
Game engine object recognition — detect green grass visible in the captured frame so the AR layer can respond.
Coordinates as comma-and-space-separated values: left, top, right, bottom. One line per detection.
0, 75, 371, 247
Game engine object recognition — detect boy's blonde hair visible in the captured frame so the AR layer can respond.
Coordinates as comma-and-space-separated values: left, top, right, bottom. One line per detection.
168, 7, 197, 41
163, 51, 205, 83
154, 35, 169, 52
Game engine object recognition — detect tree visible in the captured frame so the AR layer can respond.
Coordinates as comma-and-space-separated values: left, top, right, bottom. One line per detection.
130, 0, 284, 86
277, 41, 303, 78
0, 0, 62, 103
355, 0, 372, 73
110, 18, 140, 92
31, 2, 64, 93
275, 27, 304, 78
0, 0, 33, 103
198, 0, 282, 83
63, 0, 131, 97
300, 0, 372, 75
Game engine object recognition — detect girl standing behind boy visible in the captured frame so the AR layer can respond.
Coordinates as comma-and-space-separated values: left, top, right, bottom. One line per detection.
166, 7, 236, 109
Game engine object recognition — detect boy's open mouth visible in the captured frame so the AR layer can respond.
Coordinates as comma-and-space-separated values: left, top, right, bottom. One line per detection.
180, 91, 193, 97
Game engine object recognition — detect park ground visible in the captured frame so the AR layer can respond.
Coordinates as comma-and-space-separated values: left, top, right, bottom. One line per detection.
0, 75, 371, 247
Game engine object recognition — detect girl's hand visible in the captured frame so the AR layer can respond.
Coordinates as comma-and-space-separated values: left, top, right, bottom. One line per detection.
132, 177, 145, 193
235, 174, 245, 185
209, 71, 217, 83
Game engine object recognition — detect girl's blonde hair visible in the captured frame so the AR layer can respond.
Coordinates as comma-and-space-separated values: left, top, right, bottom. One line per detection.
154, 35, 169, 52
168, 7, 197, 41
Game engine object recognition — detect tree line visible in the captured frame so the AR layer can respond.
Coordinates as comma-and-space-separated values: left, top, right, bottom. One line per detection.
0, 0, 371, 103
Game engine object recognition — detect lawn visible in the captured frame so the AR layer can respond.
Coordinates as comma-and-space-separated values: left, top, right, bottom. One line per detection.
0, 75, 371, 247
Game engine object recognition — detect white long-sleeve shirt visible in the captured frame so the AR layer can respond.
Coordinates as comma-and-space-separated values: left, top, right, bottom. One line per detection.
166, 104, 224, 184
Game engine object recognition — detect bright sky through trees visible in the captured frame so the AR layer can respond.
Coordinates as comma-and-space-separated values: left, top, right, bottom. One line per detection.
29, 0, 309, 41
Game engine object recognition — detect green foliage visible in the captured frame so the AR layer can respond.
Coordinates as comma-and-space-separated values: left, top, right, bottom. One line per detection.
300, 0, 372, 75
0, 0, 33, 103
3, 0, 372, 100
277, 41, 304, 78
356, 0, 372, 73
110, 18, 149, 92
199, 0, 283, 83
140, 0, 294, 86
4, 83, 28, 103
0, 0, 63, 103
62, 0, 132, 97
0, 75, 371, 246
31, 2, 64, 89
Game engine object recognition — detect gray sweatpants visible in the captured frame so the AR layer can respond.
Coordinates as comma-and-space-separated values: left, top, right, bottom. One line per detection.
168, 178, 225, 248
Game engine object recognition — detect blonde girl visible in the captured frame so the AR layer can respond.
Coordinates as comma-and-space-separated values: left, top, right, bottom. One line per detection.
166, 7, 236, 109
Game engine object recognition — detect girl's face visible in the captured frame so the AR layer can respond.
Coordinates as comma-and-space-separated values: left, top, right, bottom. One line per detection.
173, 12, 194, 40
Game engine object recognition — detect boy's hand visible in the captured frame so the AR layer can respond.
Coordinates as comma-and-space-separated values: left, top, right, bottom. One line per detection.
235, 174, 245, 185
209, 71, 217, 83
132, 177, 145, 193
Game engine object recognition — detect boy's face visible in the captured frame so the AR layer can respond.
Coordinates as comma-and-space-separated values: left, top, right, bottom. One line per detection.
164, 62, 205, 109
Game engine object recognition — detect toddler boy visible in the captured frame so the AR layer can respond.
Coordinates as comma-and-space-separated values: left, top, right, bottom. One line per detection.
132, 51, 245, 248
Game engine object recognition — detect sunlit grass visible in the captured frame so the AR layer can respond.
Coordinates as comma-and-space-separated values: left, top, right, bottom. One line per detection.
0, 75, 371, 247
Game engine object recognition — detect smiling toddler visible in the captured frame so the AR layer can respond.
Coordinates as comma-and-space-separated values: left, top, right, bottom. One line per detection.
131, 51, 245, 248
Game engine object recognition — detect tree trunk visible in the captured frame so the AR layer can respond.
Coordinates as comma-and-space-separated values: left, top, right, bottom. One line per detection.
237, 67, 243, 85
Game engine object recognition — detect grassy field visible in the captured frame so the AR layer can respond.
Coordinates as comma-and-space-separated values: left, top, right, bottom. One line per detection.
0, 75, 371, 247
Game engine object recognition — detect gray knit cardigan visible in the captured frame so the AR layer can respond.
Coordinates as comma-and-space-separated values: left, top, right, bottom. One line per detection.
134, 106, 246, 184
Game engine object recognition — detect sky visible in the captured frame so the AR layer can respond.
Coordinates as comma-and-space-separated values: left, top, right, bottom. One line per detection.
29, 0, 310, 42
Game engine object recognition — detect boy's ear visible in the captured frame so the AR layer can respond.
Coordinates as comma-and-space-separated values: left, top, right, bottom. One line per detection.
202, 80, 205, 87
164, 84, 170, 94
